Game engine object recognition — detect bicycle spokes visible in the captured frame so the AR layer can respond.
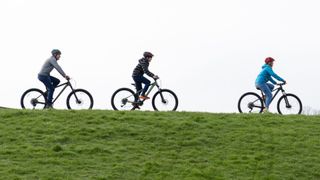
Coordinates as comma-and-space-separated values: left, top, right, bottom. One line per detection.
152, 89, 178, 111
67, 89, 93, 110
21, 89, 46, 109
111, 88, 136, 110
238, 92, 264, 113
277, 94, 302, 115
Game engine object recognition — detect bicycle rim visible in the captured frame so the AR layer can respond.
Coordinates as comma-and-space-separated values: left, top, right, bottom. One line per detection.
277, 94, 302, 115
152, 89, 178, 111
67, 89, 93, 110
111, 88, 136, 110
238, 92, 264, 113
21, 89, 46, 109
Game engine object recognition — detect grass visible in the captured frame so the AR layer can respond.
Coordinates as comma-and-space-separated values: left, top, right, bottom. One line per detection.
0, 109, 320, 179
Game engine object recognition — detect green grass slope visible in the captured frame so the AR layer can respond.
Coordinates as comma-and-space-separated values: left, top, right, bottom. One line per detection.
0, 110, 319, 179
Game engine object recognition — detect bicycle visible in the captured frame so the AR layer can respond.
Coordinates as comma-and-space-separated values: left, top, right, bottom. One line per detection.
111, 78, 178, 111
21, 80, 94, 110
238, 83, 302, 114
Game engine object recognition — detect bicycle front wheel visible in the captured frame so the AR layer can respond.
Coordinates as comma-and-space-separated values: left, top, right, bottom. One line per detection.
20, 88, 47, 109
277, 93, 302, 115
238, 92, 264, 113
66, 89, 94, 110
152, 89, 178, 111
111, 88, 137, 110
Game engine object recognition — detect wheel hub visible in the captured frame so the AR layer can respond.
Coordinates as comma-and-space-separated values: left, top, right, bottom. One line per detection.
162, 99, 168, 104
30, 98, 38, 107
77, 99, 82, 104
121, 98, 128, 105
247, 102, 254, 109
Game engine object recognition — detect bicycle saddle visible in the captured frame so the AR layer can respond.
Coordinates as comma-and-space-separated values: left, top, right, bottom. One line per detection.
131, 83, 136, 86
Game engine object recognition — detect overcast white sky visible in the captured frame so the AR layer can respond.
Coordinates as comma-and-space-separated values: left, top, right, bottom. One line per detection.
1, 0, 319, 112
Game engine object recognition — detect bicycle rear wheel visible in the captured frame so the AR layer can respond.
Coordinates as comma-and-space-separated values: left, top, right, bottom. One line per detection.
152, 89, 178, 111
238, 92, 264, 113
66, 89, 94, 110
277, 93, 302, 115
111, 88, 137, 110
20, 88, 47, 109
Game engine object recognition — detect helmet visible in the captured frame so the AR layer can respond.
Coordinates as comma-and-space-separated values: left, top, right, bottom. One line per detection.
265, 57, 275, 64
51, 49, 61, 56
143, 51, 154, 58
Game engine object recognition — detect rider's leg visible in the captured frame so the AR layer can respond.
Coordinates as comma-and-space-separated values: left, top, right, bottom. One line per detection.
133, 76, 143, 95
50, 76, 60, 88
38, 75, 55, 106
266, 83, 274, 91
257, 83, 273, 110
140, 76, 151, 96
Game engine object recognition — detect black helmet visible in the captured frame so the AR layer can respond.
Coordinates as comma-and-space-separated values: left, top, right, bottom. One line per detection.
51, 49, 61, 56
143, 51, 154, 58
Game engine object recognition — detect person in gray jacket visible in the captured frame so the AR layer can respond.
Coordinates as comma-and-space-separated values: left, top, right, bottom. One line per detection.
38, 49, 70, 108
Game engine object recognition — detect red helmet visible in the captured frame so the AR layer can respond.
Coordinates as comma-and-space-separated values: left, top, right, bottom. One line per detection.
265, 57, 275, 64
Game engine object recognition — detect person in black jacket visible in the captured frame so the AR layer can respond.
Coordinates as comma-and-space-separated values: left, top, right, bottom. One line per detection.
132, 52, 159, 100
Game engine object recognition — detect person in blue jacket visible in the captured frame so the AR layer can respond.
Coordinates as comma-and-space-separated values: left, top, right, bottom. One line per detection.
255, 57, 286, 112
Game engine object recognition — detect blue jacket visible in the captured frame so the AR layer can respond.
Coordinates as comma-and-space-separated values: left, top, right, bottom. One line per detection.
255, 64, 285, 85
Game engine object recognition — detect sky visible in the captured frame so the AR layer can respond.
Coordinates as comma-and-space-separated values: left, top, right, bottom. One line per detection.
0, 0, 320, 112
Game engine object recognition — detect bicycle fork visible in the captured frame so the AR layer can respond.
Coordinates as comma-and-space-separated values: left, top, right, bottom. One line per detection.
69, 84, 81, 104
281, 91, 292, 108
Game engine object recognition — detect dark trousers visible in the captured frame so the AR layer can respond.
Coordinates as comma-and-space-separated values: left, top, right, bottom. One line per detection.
38, 75, 60, 105
132, 75, 151, 96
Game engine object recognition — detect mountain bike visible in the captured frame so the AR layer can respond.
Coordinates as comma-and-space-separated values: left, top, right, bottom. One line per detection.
238, 83, 302, 114
111, 78, 178, 111
21, 80, 94, 110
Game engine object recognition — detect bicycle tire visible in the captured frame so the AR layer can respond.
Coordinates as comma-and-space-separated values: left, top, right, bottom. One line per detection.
277, 93, 302, 115
152, 89, 178, 111
238, 92, 264, 113
111, 88, 137, 111
20, 88, 47, 109
66, 89, 94, 110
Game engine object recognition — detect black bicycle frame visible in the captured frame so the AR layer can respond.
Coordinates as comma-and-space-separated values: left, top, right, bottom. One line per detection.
47, 81, 79, 103
259, 84, 287, 107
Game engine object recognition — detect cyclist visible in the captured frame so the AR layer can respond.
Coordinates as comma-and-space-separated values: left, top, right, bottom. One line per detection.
132, 51, 159, 100
38, 49, 70, 108
255, 57, 286, 112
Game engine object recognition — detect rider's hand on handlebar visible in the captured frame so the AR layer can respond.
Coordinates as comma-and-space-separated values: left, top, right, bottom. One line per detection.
277, 81, 286, 85
153, 75, 159, 80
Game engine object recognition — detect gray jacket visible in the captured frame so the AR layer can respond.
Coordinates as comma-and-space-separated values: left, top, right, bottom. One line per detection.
38, 56, 66, 77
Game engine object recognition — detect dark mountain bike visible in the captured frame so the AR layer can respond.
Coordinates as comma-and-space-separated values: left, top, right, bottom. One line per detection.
238, 83, 302, 114
21, 80, 94, 110
111, 78, 178, 111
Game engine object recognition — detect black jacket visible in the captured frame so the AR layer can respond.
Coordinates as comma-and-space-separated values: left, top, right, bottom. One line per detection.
132, 58, 155, 77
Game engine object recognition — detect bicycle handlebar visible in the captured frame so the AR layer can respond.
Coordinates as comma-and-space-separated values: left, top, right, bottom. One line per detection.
277, 82, 286, 86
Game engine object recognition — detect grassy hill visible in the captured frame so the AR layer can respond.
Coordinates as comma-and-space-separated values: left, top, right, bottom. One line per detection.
0, 109, 319, 179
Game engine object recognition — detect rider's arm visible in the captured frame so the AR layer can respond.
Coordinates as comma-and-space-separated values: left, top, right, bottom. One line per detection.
140, 60, 155, 78
266, 67, 285, 82
269, 77, 277, 85
49, 58, 67, 77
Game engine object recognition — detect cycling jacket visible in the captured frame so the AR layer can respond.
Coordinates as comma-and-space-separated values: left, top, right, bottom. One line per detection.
255, 64, 285, 85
